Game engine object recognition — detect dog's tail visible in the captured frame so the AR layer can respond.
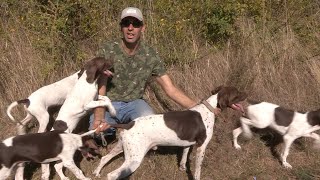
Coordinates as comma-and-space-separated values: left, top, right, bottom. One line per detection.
110, 121, 135, 130
81, 121, 135, 137
6, 99, 30, 125
80, 129, 98, 137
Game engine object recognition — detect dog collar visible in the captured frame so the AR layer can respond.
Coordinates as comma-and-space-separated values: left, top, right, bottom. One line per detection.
201, 100, 221, 115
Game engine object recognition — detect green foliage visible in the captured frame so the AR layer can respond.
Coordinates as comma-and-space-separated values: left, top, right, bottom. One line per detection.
1, 0, 319, 67
2, 0, 111, 74
202, 0, 266, 44
204, 2, 238, 43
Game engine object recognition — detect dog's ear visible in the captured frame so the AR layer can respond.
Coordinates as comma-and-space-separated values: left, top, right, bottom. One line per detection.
104, 58, 114, 69
217, 95, 229, 109
211, 85, 228, 109
80, 137, 101, 160
77, 68, 85, 79
52, 120, 68, 132
84, 58, 99, 83
211, 85, 224, 95
217, 87, 248, 109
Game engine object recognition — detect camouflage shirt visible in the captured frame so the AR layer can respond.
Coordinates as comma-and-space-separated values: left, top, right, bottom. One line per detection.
97, 39, 166, 102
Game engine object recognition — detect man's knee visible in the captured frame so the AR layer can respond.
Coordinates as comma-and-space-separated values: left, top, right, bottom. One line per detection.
130, 99, 154, 120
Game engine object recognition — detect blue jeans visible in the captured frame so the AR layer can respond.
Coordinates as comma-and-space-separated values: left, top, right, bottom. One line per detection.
89, 99, 154, 133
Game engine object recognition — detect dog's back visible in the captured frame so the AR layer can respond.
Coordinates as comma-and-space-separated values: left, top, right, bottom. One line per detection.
121, 110, 205, 147
28, 71, 81, 107
0, 132, 64, 166
246, 102, 280, 126
6, 71, 81, 134
245, 102, 319, 134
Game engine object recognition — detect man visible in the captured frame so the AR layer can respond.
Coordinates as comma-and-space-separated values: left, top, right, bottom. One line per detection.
90, 7, 197, 136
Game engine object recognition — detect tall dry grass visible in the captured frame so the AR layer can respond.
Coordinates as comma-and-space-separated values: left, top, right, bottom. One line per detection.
167, 18, 320, 111
1, 11, 320, 180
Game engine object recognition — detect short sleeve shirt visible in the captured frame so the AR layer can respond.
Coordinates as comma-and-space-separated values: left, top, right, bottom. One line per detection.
97, 39, 166, 102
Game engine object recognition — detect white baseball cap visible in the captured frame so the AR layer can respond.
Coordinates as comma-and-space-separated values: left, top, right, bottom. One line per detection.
121, 7, 143, 22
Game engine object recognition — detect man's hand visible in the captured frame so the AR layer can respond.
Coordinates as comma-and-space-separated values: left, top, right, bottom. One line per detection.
92, 120, 111, 134
214, 108, 222, 116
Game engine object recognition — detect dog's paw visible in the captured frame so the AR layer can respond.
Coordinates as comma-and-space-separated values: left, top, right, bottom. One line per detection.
93, 170, 101, 177
234, 144, 242, 150
282, 162, 292, 169
179, 165, 186, 171
97, 95, 106, 100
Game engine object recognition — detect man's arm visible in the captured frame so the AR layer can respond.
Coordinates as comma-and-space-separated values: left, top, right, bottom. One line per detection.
155, 74, 197, 109
92, 76, 111, 132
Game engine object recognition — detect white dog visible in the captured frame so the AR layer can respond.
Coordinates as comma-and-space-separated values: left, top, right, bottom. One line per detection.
54, 57, 115, 133
93, 86, 247, 180
6, 70, 83, 134
232, 101, 320, 169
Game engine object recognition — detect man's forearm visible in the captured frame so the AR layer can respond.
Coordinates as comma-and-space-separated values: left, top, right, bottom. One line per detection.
168, 88, 197, 109
93, 82, 107, 126
155, 74, 197, 109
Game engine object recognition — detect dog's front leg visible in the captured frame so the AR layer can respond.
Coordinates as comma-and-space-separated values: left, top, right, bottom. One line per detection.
84, 100, 116, 117
84, 101, 102, 110
232, 127, 243, 149
179, 147, 190, 171
14, 163, 25, 180
193, 144, 209, 180
54, 161, 69, 180
107, 140, 147, 180
63, 160, 90, 180
93, 140, 124, 177
281, 134, 295, 169
41, 164, 50, 180
0, 166, 13, 180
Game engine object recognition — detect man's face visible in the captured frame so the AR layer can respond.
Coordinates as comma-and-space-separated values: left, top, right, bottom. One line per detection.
120, 17, 145, 44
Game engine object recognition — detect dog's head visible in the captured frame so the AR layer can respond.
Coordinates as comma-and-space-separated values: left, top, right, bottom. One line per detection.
212, 86, 247, 112
80, 136, 101, 160
84, 57, 113, 83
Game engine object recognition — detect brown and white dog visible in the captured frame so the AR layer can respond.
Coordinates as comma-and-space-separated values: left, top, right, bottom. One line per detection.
6, 70, 83, 135
232, 100, 320, 168
0, 121, 99, 180
93, 86, 247, 180
54, 57, 115, 133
